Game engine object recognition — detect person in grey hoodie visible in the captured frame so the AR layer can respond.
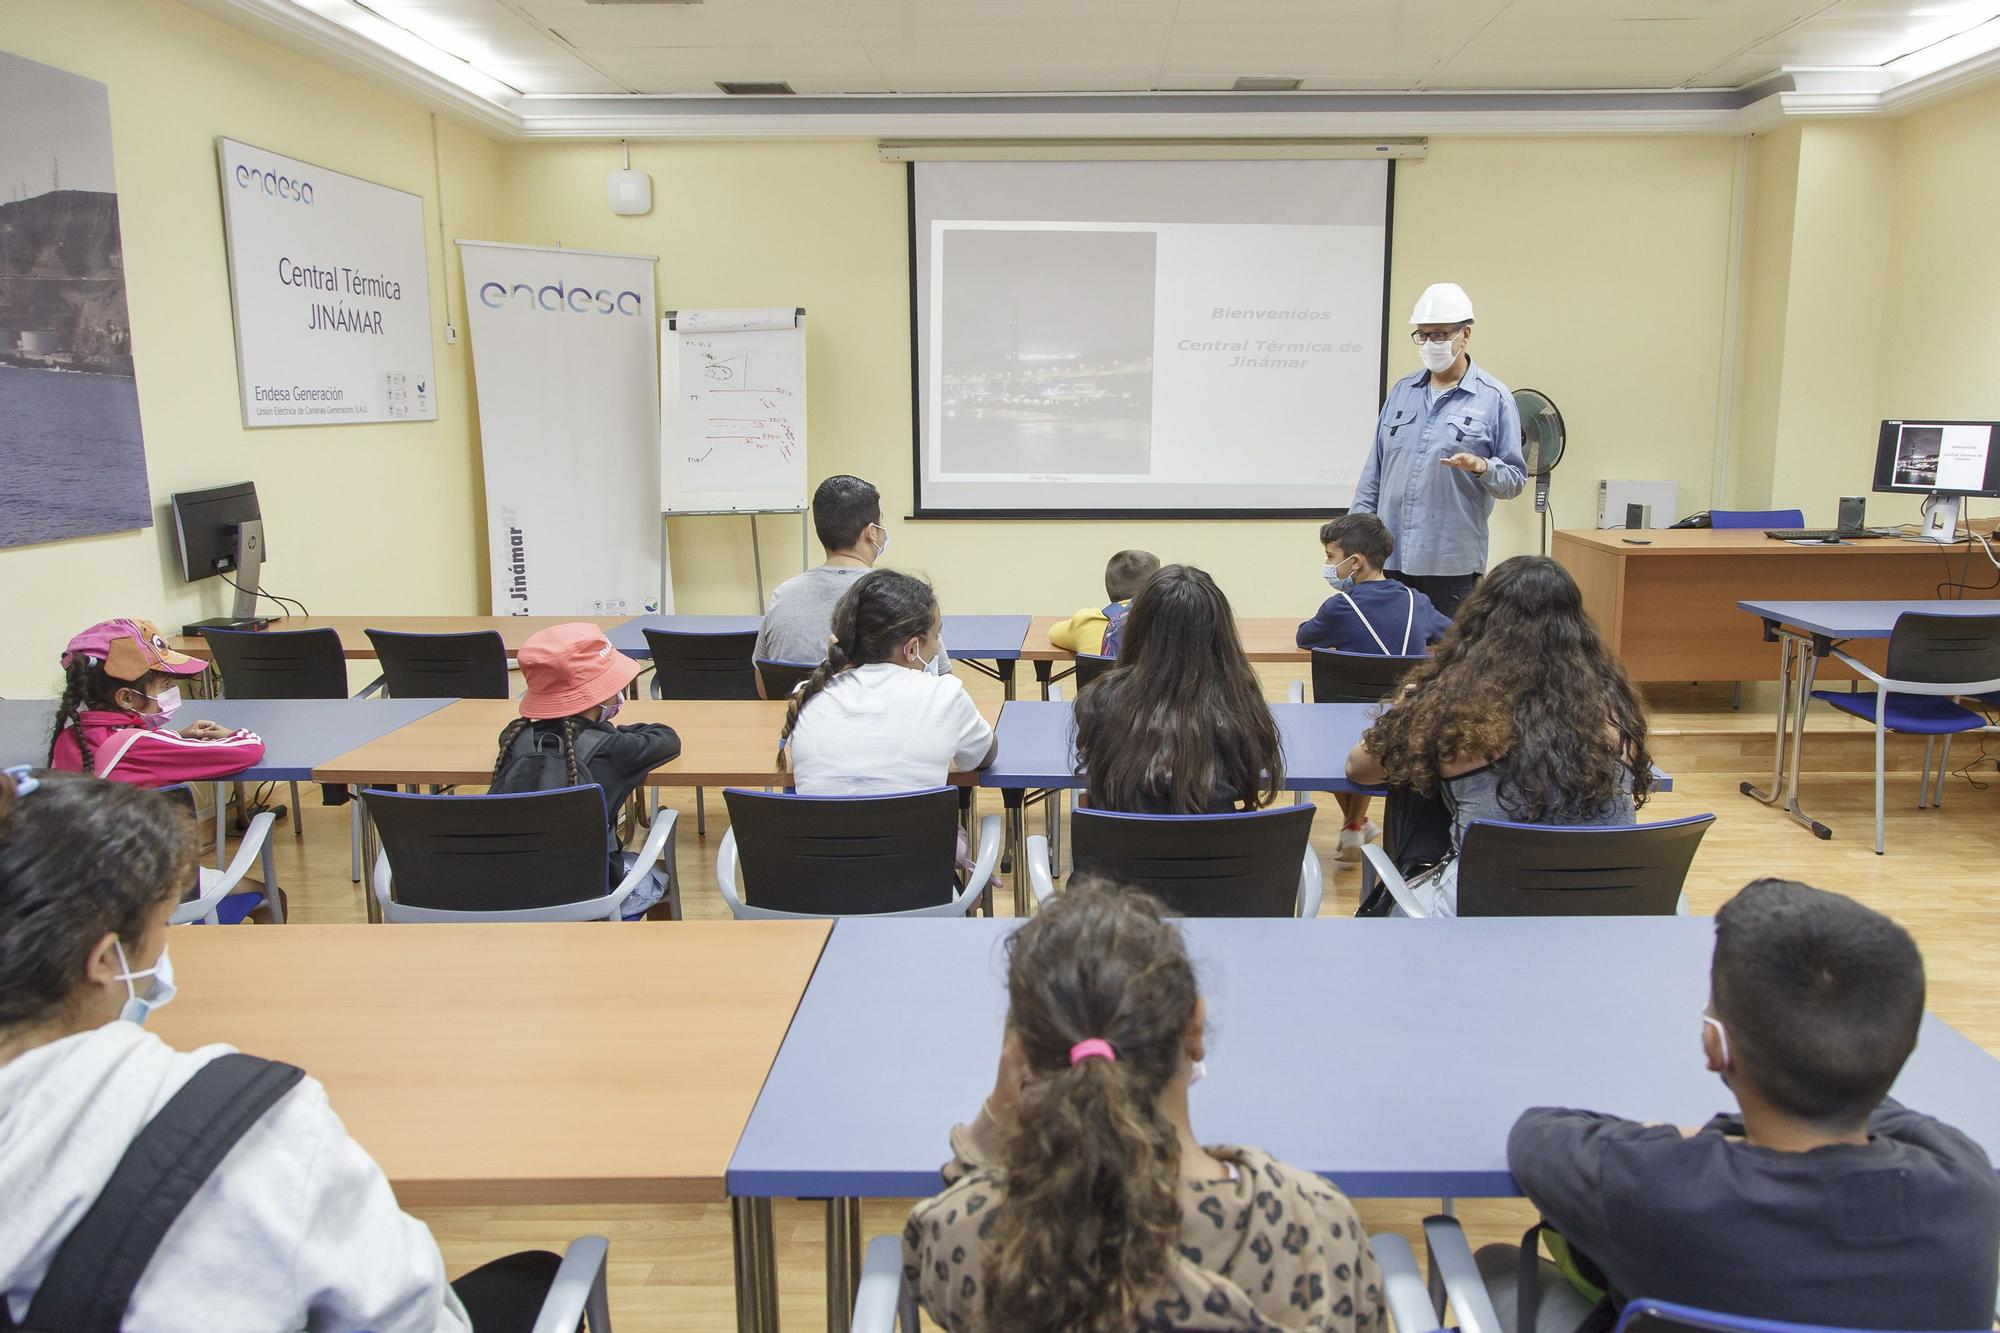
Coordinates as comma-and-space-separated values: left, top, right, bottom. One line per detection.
0, 768, 558, 1332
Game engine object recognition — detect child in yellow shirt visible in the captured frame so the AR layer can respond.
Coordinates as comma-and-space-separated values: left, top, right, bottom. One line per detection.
1047, 549, 1160, 656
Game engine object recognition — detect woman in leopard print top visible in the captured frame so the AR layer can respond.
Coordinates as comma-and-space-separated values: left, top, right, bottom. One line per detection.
903, 883, 1384, 1332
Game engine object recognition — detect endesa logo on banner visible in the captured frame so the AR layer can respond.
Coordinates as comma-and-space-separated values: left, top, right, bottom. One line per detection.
234, 162, 314, 205
479, 280, 645, 316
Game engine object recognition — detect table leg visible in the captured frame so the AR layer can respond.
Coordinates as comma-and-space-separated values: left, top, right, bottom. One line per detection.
825, 1197, 862, 1333
1034, 659, 1053, 699
1778, 643, 1833, 839
1740, 632, 1797, 806
1005, 790, 1027, 916
732, 1197, 780, 1333
998, 659, 1017, 701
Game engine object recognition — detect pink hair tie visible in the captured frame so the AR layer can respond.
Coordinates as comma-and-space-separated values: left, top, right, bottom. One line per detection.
1069, 1038, 1117, 1066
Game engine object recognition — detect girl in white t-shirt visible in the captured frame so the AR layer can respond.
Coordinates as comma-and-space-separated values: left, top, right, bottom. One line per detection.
779, 569, 997, 793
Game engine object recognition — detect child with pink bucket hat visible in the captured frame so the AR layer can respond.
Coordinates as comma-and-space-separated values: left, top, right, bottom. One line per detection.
489, 623, 682, 919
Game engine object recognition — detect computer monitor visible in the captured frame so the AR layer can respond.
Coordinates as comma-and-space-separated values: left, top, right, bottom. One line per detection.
170, 482, 270, 630
1873, 420, 2000, 542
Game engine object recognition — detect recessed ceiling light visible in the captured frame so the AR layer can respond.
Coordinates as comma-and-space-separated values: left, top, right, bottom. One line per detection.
1232, 76, 1305, 92
716, 81, 796, 95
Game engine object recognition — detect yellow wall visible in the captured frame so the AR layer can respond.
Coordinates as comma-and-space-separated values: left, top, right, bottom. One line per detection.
1729, 127, 1800, 509
502, 134, 1740, 619
0, 0, 500, 697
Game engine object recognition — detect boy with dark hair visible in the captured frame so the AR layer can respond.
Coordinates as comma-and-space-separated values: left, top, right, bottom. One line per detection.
1298, 513, 1449, 860
755, 475, 949, 689
1488, 879, 2000, 1330
1048, 548, 1161, 656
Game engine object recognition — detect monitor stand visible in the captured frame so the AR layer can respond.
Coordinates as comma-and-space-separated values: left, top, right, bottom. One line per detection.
1919, 493, 1962, 544
180, 519, 273, 636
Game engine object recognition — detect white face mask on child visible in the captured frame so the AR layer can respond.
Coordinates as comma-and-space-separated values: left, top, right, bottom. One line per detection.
114, 940, 177, 1025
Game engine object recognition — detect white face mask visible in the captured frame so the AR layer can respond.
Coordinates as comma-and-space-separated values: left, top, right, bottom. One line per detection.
114, 940, 176, 1025
869, 523, 888, 557
1419, 337, 1460, 374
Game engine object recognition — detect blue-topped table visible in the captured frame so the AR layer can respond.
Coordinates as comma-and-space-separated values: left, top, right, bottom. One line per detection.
1736, 597, 2000, 843
611, 613, 1034, 697
730, 915, 2000, 1320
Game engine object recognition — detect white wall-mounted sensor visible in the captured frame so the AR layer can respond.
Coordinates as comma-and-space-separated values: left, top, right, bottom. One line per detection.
608, 168, 652, 216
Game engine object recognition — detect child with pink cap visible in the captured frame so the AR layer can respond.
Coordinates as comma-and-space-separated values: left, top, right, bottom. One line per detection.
490, 623, 681, 919
49, 619, 264, 787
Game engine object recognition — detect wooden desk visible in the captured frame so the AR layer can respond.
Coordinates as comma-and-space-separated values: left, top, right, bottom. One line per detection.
1552, 529, 1998, 682
313, 698, 1003, 789
1022, 614, 1305, 663
170, 615, 633, 661
147, 922, 829, 1206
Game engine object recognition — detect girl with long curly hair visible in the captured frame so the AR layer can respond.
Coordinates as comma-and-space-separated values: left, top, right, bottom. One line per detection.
1345, 555, 1652, 916
904, 882, 1384, 1333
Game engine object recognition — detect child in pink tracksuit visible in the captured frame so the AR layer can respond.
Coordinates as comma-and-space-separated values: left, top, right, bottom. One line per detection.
48, 619, 264, 785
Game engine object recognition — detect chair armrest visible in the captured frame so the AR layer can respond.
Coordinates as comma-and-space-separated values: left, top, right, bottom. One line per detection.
1368, 1232, 1441, 1333
1048, 683, 1065, 703
852, 1234, 908, 1333
1296, 844, 1323, 918
1287, 679, 1305, 703
529, 1234, 612, 1333
953, 814, 1004, 914
1025, 834, 1056, 906
353, 675, 386, 699
608, 808, 678, 916
1423, 1216, 1504, 1333
1360, 843, 1429, 918
715, 827, 746, 915
370, 844, 395, 922
1827, 649, 1887, 688
172, 810, 277, 924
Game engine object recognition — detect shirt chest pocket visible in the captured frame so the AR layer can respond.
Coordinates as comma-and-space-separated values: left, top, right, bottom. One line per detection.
1447, 411, 1493, 451
1383, 407, 1419, 455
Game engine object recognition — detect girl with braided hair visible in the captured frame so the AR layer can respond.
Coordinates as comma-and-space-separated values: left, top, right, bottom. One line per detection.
48, 619, 264, 785
490, 624, 680, 919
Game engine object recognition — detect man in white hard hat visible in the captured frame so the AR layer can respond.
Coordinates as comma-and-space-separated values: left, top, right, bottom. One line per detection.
1350, 282, 1525, 616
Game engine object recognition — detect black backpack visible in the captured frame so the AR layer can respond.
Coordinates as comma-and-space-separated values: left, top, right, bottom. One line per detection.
491, 722, 614, 796
3, 1054, 303, 1333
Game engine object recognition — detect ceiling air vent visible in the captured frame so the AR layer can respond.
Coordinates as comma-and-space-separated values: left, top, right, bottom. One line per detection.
716, 80, 796, 95
1232, 76, 1304, 91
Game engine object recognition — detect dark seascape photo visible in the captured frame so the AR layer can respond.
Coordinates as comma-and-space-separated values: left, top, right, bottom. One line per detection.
0, 50, 150, 549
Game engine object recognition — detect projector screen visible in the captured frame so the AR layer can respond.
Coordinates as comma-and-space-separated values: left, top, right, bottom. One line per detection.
910, 159, 1392, 517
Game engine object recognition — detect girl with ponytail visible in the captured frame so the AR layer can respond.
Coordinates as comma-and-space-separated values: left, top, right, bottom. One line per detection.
779, 569, 996, 792
905, 883, 1384, 1333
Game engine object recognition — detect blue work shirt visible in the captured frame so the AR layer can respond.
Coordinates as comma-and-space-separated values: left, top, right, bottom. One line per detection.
1351, 360, 1526, 577
1297, 579, 1452, 655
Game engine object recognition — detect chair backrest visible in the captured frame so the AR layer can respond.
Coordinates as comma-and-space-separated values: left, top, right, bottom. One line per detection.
1454, 815, 1715, 917
756, 658, 820, 699
1613, 1297, 1983, 1333
1073, 653, 1116, 690
1310, 648, 1427, 704
723, 787, 961, 915
1071, 804, 1315, 917
199, 627, 348, 699
1885, 612, 2000, 686
646, 629, 759, 700
364, 628, 509, 699
366, 786, 611, 913
1710, 507, 1804, 529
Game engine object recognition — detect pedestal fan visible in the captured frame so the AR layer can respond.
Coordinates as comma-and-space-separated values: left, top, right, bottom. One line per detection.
1514, 388, 1565, 555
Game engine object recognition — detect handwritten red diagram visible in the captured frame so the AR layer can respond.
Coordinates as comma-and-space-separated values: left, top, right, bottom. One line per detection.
690, 349, 798, 462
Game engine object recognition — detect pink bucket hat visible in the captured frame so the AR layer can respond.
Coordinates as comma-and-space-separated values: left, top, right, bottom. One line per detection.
517, 623, 642, 720
62, 619, 207, 683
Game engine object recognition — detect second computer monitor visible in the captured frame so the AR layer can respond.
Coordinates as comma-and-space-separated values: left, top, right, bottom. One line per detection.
1873, 420, 2000, 498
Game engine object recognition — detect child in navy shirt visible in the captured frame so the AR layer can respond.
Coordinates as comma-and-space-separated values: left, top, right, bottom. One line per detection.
1298, 514, 1451, 861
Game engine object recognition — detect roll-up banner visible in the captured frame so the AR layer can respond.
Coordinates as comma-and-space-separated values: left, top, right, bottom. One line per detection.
458, 241, 669, 616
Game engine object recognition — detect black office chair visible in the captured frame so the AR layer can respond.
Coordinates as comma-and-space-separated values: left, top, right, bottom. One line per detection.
199, 626, 358, 852
1072, 652, 1116, 691
646, 628, 759, 835
1030, 804, 1322, 918
365, 785, 679, 922
1309, 647, 1427, 704
364, 629, 509, 699
755, 658, 820, 699
716, 788, 1000, 918
1363, 814, 1715, 918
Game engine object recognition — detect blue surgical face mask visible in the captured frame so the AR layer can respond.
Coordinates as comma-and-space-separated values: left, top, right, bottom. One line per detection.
114, 940, 176, 1025
1323, 556, 1359, 592
598, 694, 623, 723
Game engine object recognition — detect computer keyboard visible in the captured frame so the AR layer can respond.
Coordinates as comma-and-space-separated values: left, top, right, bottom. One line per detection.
1764, 527, 1899, 541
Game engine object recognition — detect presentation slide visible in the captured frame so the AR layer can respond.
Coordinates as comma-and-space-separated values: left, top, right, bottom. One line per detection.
912, 160, 1390, 515
1879, 420, 2000, 496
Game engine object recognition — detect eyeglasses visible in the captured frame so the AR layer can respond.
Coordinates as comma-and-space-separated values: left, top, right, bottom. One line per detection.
1410, 327, 1467, 345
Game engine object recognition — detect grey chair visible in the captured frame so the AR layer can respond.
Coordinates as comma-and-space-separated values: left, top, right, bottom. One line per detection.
647, 627, 759, 835
852, 1234, 920, 1333
157, 785, 280, 925
364, 628, 509, 699
1362, 815, 1715, 919
529, 1235, 615, 1333
1025, 805, 1324, 918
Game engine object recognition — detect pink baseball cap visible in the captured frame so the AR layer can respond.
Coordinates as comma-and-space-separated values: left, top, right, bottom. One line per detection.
517, 623, 642, 720
62, 619, 207, 683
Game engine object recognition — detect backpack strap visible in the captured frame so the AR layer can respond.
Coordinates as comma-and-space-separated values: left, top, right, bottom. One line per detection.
12, 1054, 304, 1333
1515, 1222, 1615, 1333
1331, 590, 1394, 655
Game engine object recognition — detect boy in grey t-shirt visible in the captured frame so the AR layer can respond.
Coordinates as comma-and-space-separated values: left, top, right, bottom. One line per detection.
754, 475, 947, 686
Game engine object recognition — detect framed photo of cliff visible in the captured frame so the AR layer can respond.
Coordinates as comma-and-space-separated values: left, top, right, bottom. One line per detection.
0, 49, 150, 549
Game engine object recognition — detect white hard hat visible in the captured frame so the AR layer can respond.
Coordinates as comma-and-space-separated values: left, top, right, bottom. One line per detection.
1410, 282, 1475, 325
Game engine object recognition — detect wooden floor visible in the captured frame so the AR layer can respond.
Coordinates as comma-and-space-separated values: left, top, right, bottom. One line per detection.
239, 669, 2000, 1331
